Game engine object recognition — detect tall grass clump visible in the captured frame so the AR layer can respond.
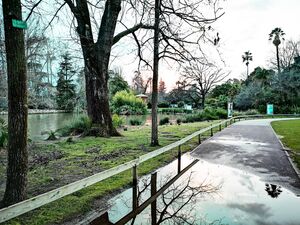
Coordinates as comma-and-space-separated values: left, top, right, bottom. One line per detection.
112, 114, 125, 128
59, 115, 92, 136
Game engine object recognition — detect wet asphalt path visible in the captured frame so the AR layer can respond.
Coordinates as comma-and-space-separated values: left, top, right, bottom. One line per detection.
192, 118, 300, 192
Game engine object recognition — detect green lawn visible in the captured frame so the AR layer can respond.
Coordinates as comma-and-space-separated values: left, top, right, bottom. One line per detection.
1, 120, 221, 225
271, 119, 300, 170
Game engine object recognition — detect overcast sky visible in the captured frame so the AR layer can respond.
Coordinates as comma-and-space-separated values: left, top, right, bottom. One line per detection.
45, 0, 300, 91
115, 0, 300, 90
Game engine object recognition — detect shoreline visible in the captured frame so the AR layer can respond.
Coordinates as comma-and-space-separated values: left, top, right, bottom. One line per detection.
0, 109, 71, 115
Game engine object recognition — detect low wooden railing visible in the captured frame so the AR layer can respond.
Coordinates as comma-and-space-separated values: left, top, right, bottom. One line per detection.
0, 114, 299, 223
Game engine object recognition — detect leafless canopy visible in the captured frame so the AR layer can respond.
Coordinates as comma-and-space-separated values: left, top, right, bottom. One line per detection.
127, 0, 225, 70
181, 60, 229, 107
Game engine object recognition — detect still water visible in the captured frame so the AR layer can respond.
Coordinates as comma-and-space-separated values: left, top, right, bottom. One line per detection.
99, 154, 300, 225
0, 113, 181, 141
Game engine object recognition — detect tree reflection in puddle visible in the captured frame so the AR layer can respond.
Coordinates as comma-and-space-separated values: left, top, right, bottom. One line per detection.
265, 183, 282, 198
90, 163, 224, 225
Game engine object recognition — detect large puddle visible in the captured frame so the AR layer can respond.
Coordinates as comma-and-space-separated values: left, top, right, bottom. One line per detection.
97, 154, 300, 225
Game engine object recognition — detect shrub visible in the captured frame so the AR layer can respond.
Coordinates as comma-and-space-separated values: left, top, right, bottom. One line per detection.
129, 118, 143, 126
159, 117, 169, 125
176, 118, 182, 125
59, 115, 92, 136
215, 108, 227, 119
182, 107, 227, 123
158, 102, 170, 108
178, 101, 185, 108
233, 109, 260, 116
111, 91, 147, 115
112, 114, 125, 128
0, 118, 8, 147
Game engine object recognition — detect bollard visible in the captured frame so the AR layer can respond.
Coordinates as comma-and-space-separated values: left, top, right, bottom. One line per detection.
198, 134, 201, 144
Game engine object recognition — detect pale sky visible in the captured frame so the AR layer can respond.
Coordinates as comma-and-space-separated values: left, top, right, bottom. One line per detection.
45, 0, 300, 91
108, 0, 300, 90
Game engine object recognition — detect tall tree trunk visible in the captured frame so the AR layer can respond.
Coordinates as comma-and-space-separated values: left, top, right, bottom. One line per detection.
2, 0, 28, 206
201, 93, 205, 109
276, 45, 280, 73
73, 0, 120, 136
151, 0, 160, 146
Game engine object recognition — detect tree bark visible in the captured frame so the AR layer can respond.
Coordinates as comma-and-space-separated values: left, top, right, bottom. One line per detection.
276, 45, 280, 73
69, 0, 120, 136
151, 0, 160, 146
2, 0, 28, 206
201, 95, 205, 109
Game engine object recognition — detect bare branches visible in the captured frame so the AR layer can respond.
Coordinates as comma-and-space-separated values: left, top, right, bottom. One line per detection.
113, 23, 154, 45
25, 0, 44, 22
44, 2, 67, 31
182, 59, 229, 107
130, 0, 225, 71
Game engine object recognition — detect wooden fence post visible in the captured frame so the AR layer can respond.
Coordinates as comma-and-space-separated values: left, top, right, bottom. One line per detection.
219, 124, 221, 131
178, 145, 181, 174
132, 165, 138, 210
198, 134, 201, 144
151, 172, 157, 225
210, 127, 213, 137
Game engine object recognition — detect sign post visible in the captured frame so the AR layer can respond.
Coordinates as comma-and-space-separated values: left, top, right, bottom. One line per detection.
267, 104, 274, 115
228, 102, 233, 118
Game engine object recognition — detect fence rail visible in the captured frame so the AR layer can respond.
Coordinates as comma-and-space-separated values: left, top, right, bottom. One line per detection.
0, 114, 299, 223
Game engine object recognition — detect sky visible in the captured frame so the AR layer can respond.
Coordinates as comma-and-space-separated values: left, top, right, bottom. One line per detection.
45, 0, 300, 91
106, 0, 300, 90
213, 0, 300, 80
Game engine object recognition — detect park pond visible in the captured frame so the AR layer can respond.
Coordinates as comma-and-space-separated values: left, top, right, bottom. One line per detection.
0, 113, 182, 141
84, 154, 300, 225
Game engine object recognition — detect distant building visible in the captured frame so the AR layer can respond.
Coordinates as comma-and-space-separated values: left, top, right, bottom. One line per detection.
136, 94, 148, 103
184, 104, 192, 111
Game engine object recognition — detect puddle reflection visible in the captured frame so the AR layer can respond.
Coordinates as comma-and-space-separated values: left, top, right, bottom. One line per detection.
85, 154, 300, 225
265, 184, 282, 198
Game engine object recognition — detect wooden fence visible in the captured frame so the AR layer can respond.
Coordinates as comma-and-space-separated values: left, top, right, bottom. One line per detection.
0, 114, 299, 223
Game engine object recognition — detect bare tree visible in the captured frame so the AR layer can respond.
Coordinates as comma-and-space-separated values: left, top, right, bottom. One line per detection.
182, 61, 229, 109
130, 0, 224, 145
2, 0, 28, 206
132, 70, 152, 94
269, 39, 300, 71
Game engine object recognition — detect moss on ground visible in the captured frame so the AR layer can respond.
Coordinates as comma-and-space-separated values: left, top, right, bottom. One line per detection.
1, 121, 221, 225
271, 119, 300, 170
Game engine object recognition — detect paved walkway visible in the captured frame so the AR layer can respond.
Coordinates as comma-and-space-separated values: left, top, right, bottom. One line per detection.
192, 118, 300, 192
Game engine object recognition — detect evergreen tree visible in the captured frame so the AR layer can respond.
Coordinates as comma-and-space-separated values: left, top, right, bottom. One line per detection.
56, 53, 76, 111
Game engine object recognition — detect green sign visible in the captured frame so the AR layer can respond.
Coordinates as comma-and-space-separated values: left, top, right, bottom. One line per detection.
267, 104, 274, 115
12, 19, 28, 29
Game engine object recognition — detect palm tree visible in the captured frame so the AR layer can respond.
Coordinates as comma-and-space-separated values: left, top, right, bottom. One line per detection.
269, 28, 285, 73
242, 51, 253, 78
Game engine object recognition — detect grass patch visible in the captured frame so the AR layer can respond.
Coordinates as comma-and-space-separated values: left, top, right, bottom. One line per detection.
271, 119, 300, 169
1, 120, 220, 225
